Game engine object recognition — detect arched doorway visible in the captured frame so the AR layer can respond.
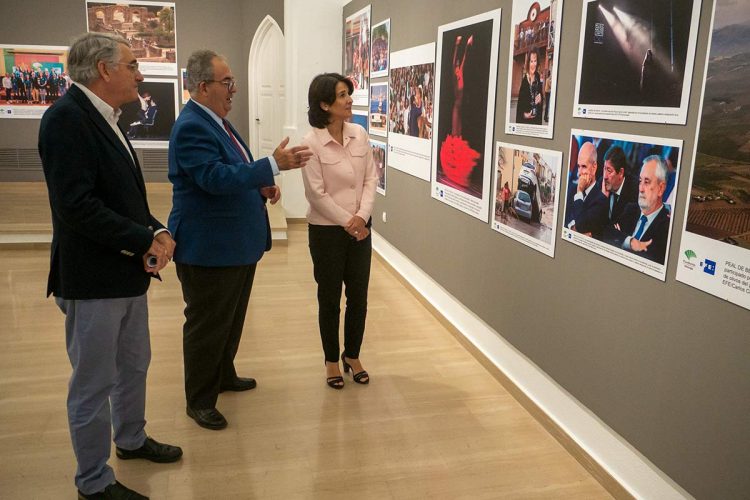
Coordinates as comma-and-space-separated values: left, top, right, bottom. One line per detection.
248, 16, 285, 161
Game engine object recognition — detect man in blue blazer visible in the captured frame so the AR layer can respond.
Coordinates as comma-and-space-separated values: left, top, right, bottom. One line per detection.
39, 32, 182, 500
169, 50, 311, 430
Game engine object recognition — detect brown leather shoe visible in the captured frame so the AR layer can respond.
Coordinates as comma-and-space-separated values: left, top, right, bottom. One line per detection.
115, 436, 182, 463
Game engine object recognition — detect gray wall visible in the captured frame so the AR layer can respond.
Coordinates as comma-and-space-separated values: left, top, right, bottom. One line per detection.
349, 0, 750, 499
0, 0, 283, 181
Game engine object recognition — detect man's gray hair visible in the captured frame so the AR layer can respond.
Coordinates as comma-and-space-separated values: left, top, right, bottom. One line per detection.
642, 154, 668, 183
186, 50, 224, 95
68, 32, 129, 85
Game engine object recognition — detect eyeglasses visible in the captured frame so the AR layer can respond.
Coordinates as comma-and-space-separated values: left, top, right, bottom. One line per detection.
204, 79, 237, 92
115, 61, 140, 73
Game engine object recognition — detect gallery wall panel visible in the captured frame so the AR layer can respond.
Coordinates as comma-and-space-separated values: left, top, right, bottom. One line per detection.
347, 1, 750, 499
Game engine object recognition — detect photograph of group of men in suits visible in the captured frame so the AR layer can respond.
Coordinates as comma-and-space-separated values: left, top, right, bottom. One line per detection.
563, 131, 681, 277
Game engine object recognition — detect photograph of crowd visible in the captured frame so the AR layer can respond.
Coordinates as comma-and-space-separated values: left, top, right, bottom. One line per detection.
0, 45, 70, 119
676, 0, 750, 310
343, 5, 371, 106
87, 0, 177, 75
388, 43, 435, 181
370, 139, 387, 195
562, 129, 682, 280
369, 82, 388, 137
573, 0, 700, 124
389, 64, 433, 140
505, 0, 562, 139
492, 142, 562, 257
432, 10, 501, 222
371, 19, 390, 78
117, 78, 177, 148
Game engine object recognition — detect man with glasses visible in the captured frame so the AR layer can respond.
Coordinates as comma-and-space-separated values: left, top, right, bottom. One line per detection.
168, 49, 312, 431
38, 32, 182, 500
565, 141, 608, 239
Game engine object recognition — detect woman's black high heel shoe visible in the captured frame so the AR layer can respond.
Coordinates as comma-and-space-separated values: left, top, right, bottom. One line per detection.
341, 353, 369, 384
327, 376, 344, 389
325, 361, 344, 389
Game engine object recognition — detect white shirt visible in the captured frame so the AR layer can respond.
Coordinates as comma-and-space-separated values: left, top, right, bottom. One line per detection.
73, 82, 133, 163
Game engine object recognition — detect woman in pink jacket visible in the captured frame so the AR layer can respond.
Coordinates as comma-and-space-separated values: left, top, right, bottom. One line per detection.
301, 73, 378, 389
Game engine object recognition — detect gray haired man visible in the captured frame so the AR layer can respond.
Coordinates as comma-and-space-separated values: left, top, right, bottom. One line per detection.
38, 32, 182, 500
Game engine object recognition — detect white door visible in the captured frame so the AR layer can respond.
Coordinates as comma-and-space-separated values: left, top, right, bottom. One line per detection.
249, 17, 285, 160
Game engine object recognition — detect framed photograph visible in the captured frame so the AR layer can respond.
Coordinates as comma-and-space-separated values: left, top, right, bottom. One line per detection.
572, 0, 701, 124
86, 0, 177, 76
504, 0, 563, 139
431, 9, 502, 222
388, 43, 435, 181
370, 18, 390, 78
370, 138, 387, 195
0, 45, 69, 120
118, 78, 178, 149
369, 82, 388, 137
676, 0, 750, 310
344, 5, 371, 106
562, 129, 683, 280
491, 142, 563, 257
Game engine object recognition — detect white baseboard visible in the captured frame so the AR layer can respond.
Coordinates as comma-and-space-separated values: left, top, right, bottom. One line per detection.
372, 230, 692, 500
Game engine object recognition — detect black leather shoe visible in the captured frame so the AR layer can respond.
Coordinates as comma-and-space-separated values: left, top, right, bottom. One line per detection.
115, 436, 183, 463
220, 376, 257, 392
78, 480, 148, 499
186, 406, 228, 430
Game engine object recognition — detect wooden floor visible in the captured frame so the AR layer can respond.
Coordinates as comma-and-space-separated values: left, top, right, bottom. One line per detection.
0, 224, 612, 499
0, 182, 287, 244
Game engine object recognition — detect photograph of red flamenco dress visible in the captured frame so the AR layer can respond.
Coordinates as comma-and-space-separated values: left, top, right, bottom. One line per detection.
439, 134, 480, 188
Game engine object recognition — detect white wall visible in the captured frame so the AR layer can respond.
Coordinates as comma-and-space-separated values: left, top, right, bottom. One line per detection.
281, 0, 345, 218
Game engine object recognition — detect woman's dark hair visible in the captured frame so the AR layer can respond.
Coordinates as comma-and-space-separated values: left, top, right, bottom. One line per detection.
307, 73, 353, 128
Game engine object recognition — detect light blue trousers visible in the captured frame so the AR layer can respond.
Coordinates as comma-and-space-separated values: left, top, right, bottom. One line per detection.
56, 294, 151, 494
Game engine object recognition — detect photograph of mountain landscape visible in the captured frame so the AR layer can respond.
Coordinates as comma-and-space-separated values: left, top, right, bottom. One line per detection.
677, 0, 750, 311
685, 4, 750, 249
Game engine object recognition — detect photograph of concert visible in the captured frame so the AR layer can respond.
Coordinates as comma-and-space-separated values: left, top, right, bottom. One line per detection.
576, 0, 696, 108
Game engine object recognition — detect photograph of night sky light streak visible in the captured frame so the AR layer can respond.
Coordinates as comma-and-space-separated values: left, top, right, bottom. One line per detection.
573, 0, 701, 124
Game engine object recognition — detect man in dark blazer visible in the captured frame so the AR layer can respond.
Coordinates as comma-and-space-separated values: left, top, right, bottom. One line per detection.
39, 32, 182, 500
565, 141, 608, 239
601, 145, 638, 223
604, 156, 671, 264
169, 50, 311, 430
